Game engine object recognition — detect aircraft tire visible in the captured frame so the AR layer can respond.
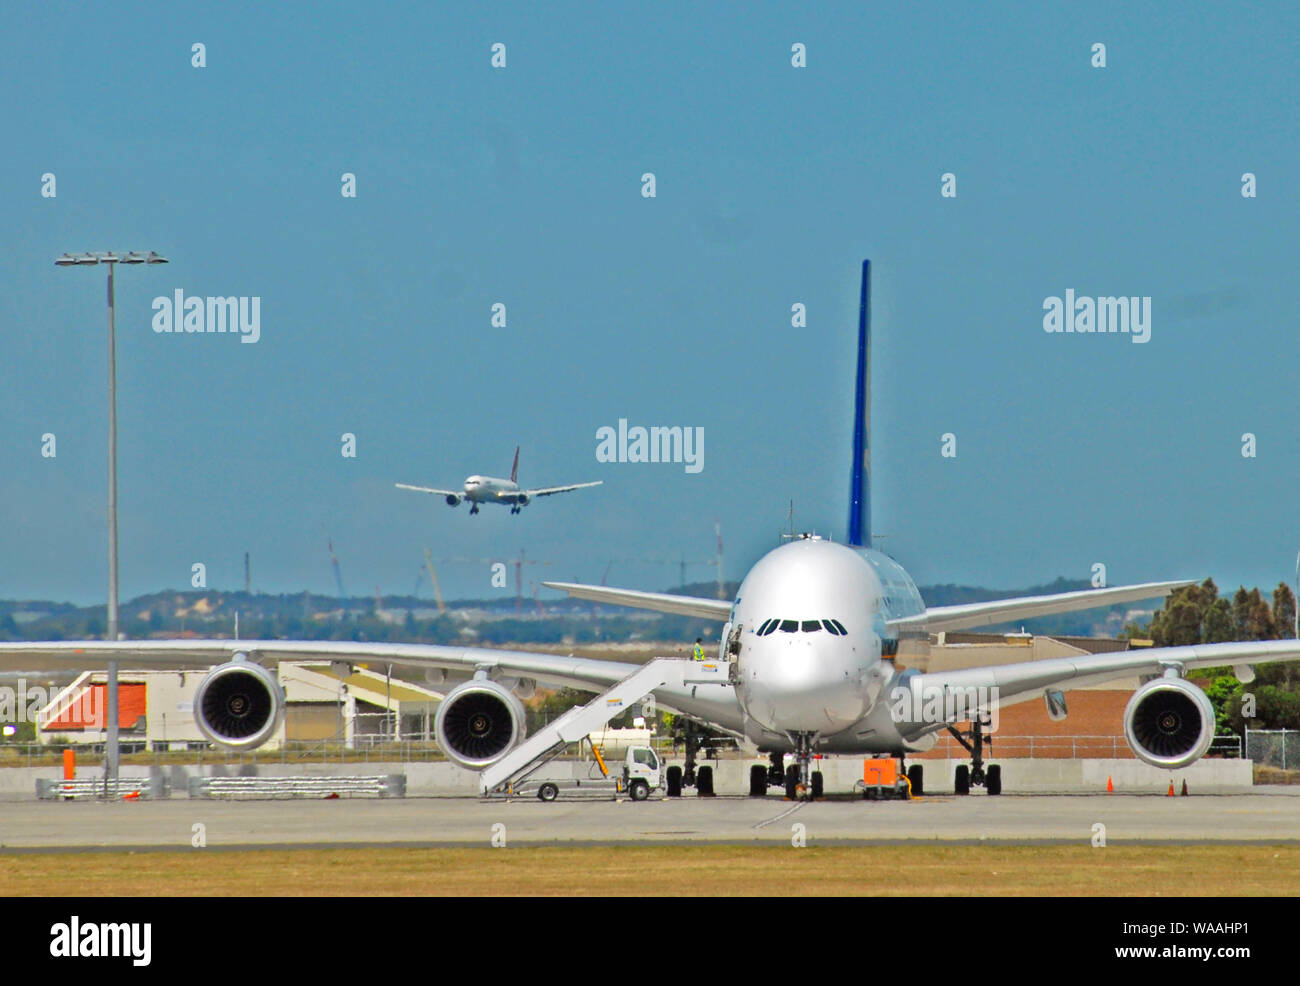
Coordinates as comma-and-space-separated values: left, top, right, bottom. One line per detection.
907, 764, 924, 797
697, 765, 714, 796
987, 764, 1002, 796
811, 770, 824, 799
665, 766, 683, 798
955, 764, 970, 795
749, 764, 768, 797
785, 765, 799, 800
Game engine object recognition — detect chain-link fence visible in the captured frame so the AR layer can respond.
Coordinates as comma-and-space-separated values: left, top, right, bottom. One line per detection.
1245, 728, 1300, 770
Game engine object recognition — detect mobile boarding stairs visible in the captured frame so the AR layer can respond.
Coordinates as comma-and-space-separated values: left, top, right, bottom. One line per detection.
479, 658, 729, 796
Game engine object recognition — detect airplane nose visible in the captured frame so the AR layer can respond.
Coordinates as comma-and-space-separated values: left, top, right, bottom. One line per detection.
739, 637, 871, 735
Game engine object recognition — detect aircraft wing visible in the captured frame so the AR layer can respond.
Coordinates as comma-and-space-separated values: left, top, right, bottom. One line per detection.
892, 579, 1194, 633
912, 638, 1300, 710
542, 581, 733, 621
524, 481, 603, 498
0, 640, 638, 693
395, 483, 461, 497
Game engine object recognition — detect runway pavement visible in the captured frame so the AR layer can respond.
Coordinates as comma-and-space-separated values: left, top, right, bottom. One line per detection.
3, 789, 1300, 851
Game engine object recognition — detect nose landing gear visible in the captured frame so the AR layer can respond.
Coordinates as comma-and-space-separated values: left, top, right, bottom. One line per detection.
784, 732, 822, 801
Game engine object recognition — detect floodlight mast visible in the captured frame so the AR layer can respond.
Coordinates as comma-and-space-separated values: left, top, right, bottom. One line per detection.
54, 250, 168, 792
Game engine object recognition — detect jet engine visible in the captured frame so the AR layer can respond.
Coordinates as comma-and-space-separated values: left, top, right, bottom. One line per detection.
515, 493, 530, 507
434, 679, 527, 769
1123, 676, 1215, 769
193, 660, 284, 750
445, 493, 463, 506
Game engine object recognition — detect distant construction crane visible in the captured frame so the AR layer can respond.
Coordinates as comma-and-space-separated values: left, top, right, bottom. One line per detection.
327, 538, 346, 600
423, 547, 447, 616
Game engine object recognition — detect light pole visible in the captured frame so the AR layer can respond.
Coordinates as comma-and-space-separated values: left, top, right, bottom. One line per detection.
55, 250, 167, 791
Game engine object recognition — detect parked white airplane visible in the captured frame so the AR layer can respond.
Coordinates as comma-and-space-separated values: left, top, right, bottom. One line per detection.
2, 262, 1295, 799
396, 446, 601, 514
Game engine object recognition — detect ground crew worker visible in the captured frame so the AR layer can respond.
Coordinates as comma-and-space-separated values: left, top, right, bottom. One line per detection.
692, 638, 706, 661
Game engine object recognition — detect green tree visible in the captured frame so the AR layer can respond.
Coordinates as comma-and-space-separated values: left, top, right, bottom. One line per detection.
1272, 583, 1297, 639
1231, 587, 1252, 639
1203, 598, 1235, 642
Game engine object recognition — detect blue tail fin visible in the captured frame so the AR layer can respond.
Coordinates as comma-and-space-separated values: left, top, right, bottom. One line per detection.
848, 260, 870, 547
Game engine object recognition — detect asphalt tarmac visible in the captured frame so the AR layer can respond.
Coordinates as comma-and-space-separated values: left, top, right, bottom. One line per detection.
3, 789, 1299, 851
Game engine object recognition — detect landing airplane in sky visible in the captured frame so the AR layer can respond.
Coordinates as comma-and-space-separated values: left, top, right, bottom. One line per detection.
3, 261, 1296, 800
395, 446, 601, 514
392, 444, 600, 512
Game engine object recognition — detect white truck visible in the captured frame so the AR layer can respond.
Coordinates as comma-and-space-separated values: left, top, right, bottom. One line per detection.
521, 744, 663, 802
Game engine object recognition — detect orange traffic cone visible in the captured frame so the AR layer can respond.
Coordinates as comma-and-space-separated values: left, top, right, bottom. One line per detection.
1167, 780, 1175, 797
122, 790, 140, 800
1106, 776, 1114, 793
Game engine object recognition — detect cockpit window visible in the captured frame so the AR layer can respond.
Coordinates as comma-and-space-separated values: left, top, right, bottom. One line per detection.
779, 620, 799, 633
756, 619, 772, 635
759, 620, 778, 636
801, 620, 821, 632
830, 619, 848, 635
822, 620, 841, 636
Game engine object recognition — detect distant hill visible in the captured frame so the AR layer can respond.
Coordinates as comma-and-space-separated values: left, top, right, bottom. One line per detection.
0, 575, 1154, 644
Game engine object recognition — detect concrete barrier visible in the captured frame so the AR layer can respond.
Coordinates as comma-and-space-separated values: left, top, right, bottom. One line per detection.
0, 755, 1254, 800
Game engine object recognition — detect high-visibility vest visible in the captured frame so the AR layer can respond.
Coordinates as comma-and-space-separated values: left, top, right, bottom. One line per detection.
692, 643, 705, 661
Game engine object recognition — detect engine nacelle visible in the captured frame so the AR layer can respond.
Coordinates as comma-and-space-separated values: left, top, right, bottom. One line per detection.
445, 493, 463, 507
193, 660, 284, 750
1123, 677, 1215, 769
434, 679, 527, 769
515, 493, 530, 507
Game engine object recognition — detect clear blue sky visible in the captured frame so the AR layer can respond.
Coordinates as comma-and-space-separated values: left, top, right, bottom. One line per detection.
3, 2, 1298, 606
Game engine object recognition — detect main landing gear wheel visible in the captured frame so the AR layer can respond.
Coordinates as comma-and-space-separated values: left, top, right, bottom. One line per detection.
538, 782, 559, 802
954, 764, 970, 796
986, 764, 1002, 796
629, 779, 650, 801
947, 711, 998, 794
811, 771, 824, 800
696, 765, 715, 797
665, 765, 683, 798
785, 764, 799, 800
768, 752, 785, 788
749, 764, 768, 797
907, 764, 924, 797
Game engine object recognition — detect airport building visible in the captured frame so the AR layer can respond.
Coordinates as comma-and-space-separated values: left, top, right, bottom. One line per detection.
35, 663, 443, 752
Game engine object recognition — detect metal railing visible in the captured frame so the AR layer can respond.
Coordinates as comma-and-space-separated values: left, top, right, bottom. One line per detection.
917, 734, 1243, 760
0, 738, 446, 766
36, 775, 170, 800
1245, 728, 1300, 770
188, 774, 406, 800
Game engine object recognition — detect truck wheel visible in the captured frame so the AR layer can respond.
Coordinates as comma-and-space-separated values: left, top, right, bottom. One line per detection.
697, 765, 714, 796
630, 779, 649, 801
955, 764, 970, 796
986, 764, 1002, 796
665, 765, 682, 798
538, 782, 559, 802
749, 764, 768, 797
785, 765, 799, 800
907, 764, 923, 797
811, 770, 824, 799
